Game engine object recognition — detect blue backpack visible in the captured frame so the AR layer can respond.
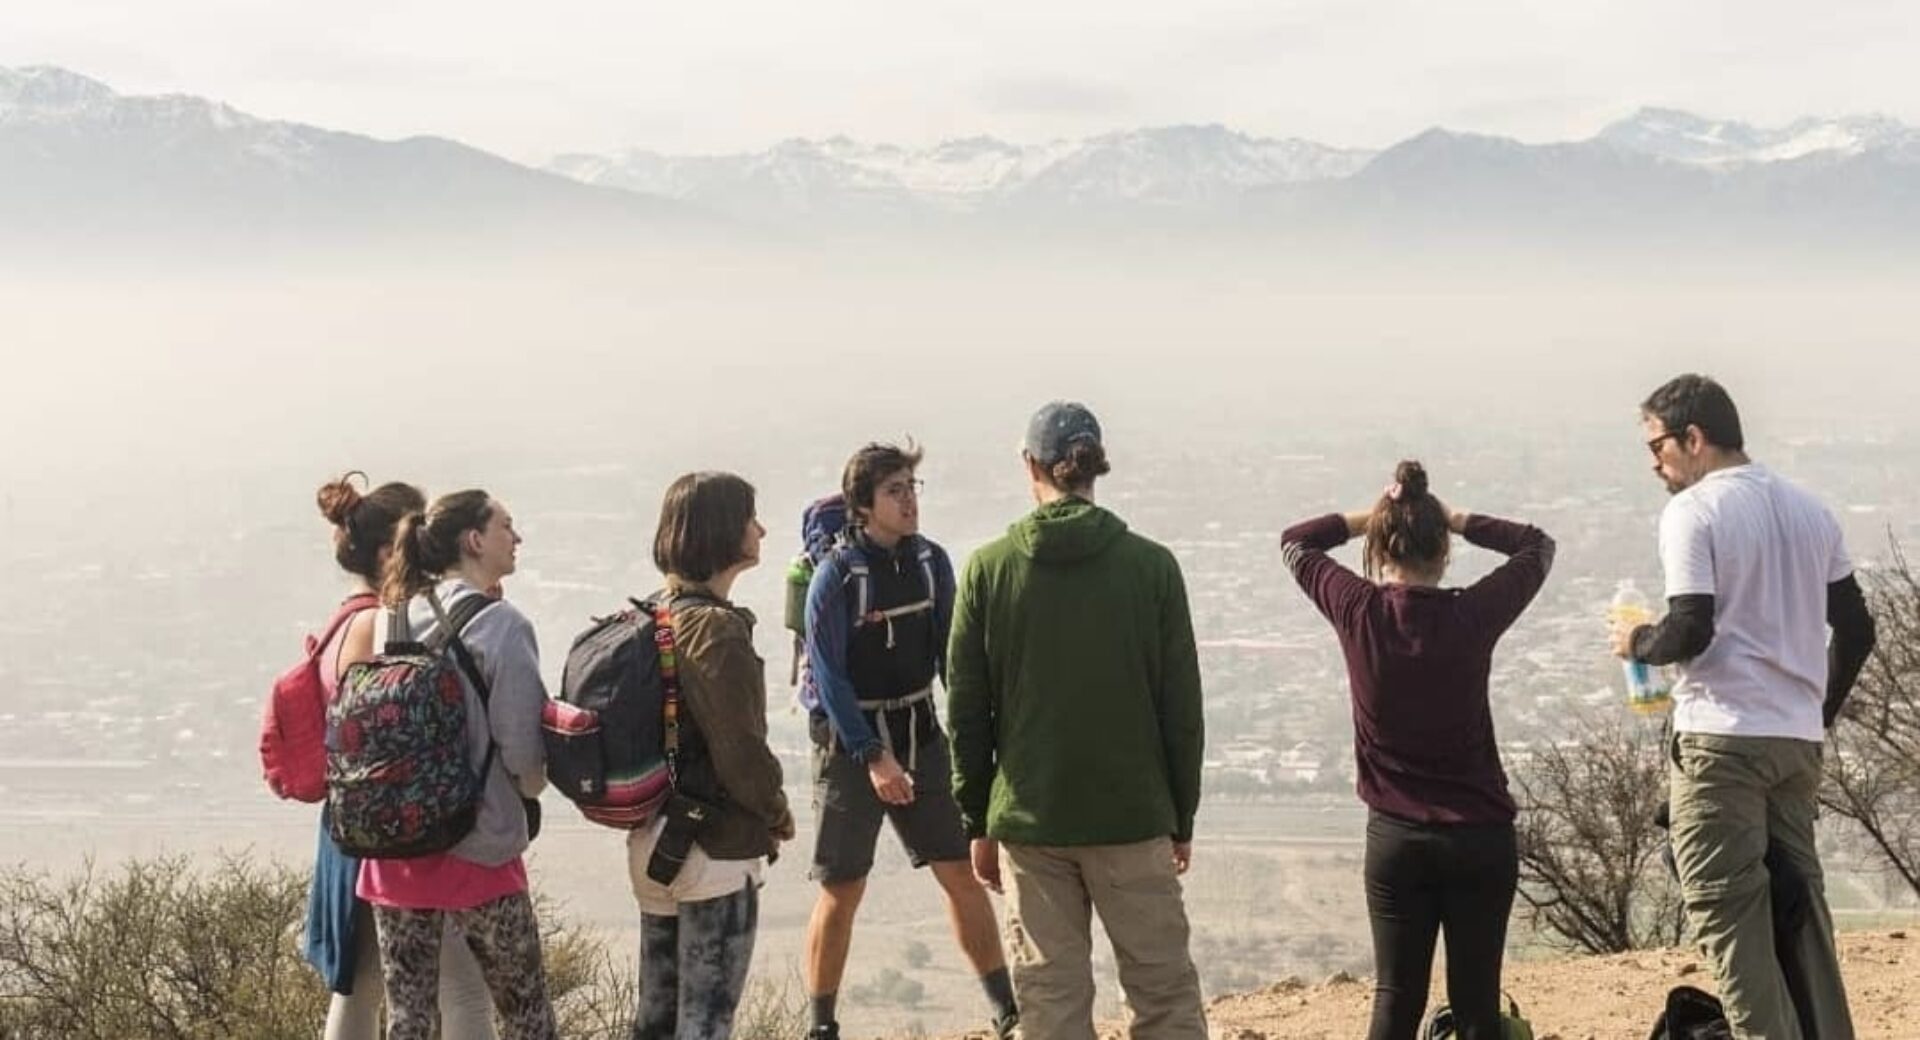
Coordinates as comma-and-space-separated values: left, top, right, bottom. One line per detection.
783, 493, 936, 711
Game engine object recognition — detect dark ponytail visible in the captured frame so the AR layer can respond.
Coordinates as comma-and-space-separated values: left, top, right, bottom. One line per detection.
317, 471, 426, 583
1363, 460, 1450, 580
381, 489, 492, 606
1047, 440, 1111, 493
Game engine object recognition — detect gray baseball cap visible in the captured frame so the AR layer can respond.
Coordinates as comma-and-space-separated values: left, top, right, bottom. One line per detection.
1024, 401, 1103, 465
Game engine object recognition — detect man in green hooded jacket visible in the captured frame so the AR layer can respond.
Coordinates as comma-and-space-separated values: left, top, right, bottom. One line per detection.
947, 400, 1207, 1040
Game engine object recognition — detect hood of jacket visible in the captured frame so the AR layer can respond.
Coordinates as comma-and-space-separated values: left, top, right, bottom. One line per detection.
1008, 496, 1128, 563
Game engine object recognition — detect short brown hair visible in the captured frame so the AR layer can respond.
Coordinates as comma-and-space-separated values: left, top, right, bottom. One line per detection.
841, 440, 924, 523
1642, 373, 1745, 451
652, 472, 758, 583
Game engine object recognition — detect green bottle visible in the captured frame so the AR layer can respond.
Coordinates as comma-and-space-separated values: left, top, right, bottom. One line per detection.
785, 556, 815, 686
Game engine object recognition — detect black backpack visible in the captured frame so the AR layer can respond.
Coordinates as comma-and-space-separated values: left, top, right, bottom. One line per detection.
1647, 986, 1733, 1040
541, 594, 692, 829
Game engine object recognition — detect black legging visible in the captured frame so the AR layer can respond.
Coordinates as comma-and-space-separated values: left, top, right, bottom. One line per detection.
1363, 810, 1518, 1040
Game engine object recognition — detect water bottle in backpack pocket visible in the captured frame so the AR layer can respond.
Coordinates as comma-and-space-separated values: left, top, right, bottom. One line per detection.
788, 493, 851, 696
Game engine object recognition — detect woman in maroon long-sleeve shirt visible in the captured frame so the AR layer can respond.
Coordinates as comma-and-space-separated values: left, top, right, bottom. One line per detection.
1282, 461, 1555, 1040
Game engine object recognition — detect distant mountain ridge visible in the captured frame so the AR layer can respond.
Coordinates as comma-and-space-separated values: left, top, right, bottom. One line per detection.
0, 64, 694, 245
1597, 106, 1919, 166
5, 64, 1919, 246
549, 124, 1377, 221
551, 107, 1920, 234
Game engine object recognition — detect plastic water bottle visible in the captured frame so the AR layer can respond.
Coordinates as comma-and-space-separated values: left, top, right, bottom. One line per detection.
1610, 580, 1672, 714
784, 555, 814, 636
784, 555, 814, 686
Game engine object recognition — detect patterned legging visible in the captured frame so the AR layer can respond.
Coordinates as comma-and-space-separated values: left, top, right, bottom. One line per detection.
373, 892, 558, 1040
632, 885, 759, 1040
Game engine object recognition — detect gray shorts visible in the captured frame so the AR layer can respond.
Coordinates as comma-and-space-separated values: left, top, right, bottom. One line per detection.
809, 719, 971, 883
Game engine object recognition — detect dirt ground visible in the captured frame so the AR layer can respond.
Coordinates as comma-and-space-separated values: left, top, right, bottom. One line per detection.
940, 930, 1918, 1040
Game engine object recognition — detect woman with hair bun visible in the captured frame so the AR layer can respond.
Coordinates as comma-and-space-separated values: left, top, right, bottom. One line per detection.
304, 473, 497, 1040
1281, 461, 1555, 1040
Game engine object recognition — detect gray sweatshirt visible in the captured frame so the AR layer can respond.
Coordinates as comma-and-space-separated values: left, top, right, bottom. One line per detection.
388, 579, 549, 867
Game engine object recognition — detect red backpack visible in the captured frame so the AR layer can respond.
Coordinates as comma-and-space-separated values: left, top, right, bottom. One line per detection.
261, 593, 379, 802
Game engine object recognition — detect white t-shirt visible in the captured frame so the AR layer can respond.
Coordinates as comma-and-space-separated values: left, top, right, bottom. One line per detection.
626, 817, 763, 917
1660, 463, 1852, 742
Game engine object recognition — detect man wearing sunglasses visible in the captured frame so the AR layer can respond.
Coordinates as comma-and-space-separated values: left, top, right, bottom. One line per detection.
1612, 373, 1875, 1039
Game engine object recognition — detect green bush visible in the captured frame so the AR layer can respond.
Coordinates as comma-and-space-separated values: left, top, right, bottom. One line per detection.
0, 855, 801, 1040
0, 854, 326, 1039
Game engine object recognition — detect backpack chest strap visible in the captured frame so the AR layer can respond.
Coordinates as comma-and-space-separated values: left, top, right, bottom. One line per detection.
858, 598, 934, 649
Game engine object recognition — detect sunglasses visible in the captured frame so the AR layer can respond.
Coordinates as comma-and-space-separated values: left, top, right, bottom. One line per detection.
1646, 430, 1688, 458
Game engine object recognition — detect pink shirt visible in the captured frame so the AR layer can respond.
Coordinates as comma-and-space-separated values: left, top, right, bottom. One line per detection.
358, 853, 529, 911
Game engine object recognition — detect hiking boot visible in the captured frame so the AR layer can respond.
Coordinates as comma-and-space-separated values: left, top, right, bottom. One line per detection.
806, 1025, 841, 1040
992, 1009, 1019, 1040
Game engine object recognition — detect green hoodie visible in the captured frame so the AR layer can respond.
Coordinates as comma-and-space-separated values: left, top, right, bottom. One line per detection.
947, 496, 1204, 845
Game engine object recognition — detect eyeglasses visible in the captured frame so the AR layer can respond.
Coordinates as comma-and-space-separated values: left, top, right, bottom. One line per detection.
1646, 429, 1687, 458
880, 478, 924, 501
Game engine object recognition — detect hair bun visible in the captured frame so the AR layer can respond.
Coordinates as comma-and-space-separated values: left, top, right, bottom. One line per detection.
316, 471, 368, 526
1393, 460, 1429, 501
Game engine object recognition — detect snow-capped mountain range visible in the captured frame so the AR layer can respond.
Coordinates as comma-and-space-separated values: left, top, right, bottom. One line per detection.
548, 126, 1377, 220
0, 65, 688, 242
1596, 107, 1919, 166
550, 108, 1920, 227
5, 63, 1919, 244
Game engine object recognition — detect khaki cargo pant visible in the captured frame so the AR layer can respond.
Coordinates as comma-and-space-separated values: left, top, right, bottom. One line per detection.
1002, 837, 1206, 1040
1670, 732, 1853, 1040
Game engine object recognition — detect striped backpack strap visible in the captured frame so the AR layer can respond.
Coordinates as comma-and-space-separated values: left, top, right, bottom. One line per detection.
654, 599, 685, 787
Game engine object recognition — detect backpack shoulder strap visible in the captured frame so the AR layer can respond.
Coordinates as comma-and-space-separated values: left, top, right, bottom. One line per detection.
426, 589, 503, 792
915, 540, 937, 601
830, 542, 874, 623
651, 600, 687, 787
424, 590, 495, 649
425, 590, 498, 703
313, 592, 379, 658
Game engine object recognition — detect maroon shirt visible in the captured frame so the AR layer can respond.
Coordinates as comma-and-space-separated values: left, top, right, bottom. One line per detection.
1281, 513, 1555, 825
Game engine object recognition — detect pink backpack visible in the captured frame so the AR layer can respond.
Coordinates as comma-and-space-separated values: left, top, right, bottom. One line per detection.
260, 593, 378, 802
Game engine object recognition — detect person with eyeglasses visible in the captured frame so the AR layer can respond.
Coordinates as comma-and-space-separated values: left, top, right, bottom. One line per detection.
800, 441, 1016, 1040
1611, 374, 1875, 1040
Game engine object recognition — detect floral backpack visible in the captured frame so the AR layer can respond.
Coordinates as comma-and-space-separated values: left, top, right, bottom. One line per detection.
326, 590, 495, 859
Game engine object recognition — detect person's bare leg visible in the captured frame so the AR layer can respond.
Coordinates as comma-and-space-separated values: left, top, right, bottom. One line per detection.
803, 878, 868, 1034
932, 858, 1019, 1036
932, 859, 1006, 974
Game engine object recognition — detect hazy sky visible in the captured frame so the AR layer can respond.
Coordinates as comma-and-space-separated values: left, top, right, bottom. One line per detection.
8, 0, 1920, 161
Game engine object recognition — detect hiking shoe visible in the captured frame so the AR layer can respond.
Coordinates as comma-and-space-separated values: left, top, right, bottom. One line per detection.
806, 1025, 841, 1040
992, 1009, 1019, 1040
